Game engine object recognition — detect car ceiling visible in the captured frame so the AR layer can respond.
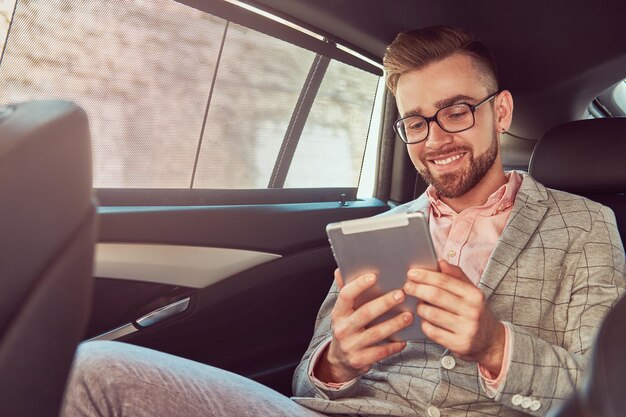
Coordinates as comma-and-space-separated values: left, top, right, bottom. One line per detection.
243, 0, 626, 139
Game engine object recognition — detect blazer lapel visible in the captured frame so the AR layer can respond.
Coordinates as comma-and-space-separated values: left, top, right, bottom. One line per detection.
478, 174, 549, 300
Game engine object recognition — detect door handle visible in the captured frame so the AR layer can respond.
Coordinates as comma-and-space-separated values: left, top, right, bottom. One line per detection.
135, 297, 191, 328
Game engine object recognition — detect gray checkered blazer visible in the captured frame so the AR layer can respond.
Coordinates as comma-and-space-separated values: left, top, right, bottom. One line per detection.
292, 173, 626, 417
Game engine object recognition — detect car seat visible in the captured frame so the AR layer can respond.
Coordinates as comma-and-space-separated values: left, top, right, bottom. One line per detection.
0, 100, 97, 417
529, 117, 626, 242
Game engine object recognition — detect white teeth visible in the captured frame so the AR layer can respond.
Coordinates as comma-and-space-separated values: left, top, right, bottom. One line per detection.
432, 154, 463, 165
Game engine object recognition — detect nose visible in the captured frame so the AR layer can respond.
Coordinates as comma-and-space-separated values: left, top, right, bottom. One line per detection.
424, 120, 453, 149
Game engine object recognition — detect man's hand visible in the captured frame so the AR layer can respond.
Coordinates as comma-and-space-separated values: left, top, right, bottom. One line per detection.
403, 260, 505, 377
314, 269, 414, 384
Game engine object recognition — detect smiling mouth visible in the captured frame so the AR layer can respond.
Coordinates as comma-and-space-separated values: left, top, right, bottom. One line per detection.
430, 153, 465, 165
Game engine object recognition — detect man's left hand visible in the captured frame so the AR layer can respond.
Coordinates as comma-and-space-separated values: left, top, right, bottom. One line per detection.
403, 260, 505, 377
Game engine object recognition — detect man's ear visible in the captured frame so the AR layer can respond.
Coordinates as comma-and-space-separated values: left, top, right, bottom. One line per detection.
495, 90, 514, 132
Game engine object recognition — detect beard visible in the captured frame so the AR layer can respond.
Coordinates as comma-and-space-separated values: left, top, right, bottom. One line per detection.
417, 131, 499, 199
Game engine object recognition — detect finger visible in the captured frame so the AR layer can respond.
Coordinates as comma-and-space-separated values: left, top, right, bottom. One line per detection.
420, 319, 458, 350
404, 280, 466, 315
416, 302, 461, 333
334, 268, 345, 290
331, 340, 407, 376
438, 260, 473, 285
351, 340, 408, 370
346, 289, 407, 334
406, 268, 472, 298
421, 317, 487, 359
326, 318, 409, 380
333, 273, 377, 317
356, 311, 414, 346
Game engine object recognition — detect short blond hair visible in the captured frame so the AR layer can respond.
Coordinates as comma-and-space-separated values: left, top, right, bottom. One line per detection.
383, 26, 498, 95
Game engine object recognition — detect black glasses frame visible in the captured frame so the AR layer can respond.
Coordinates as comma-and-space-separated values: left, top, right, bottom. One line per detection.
393, 91, 499, 144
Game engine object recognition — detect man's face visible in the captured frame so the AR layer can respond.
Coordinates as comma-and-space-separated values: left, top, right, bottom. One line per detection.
395, 53, 503, 199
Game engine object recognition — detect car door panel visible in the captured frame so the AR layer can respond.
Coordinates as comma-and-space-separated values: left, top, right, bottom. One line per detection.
86, 198, 388, 395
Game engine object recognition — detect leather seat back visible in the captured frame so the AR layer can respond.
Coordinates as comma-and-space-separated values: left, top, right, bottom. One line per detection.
529, 117, 626, 241
0, 100, 97, 417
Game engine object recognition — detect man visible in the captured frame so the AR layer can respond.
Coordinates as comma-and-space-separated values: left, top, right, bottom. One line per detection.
62, 26, 625, 417
291, 25, 625, 416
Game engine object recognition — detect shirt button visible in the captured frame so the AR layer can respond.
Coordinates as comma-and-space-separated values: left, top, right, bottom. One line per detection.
441, 355, 456, 370
530, 400, 541, 411
447, 249, 456, 258
511, 394, 523, 406
521, 397, 532, 409
427, 406, 441, 417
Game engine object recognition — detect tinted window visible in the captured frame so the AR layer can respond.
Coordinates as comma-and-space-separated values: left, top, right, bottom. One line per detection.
0, 0, 379, 191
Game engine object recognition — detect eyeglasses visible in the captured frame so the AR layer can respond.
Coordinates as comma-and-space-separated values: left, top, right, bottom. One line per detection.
393, 92, 499, 144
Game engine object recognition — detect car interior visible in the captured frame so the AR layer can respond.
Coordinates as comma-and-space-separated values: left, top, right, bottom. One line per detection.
0, 1, 624, 416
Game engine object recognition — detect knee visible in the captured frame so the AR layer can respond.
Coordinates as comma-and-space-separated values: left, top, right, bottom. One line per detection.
63, 341, 132, 416
64, 341, 141, 406
69, 341, 130, 386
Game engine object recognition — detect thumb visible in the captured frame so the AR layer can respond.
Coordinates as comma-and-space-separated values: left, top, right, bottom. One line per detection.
438, 260, 472, 284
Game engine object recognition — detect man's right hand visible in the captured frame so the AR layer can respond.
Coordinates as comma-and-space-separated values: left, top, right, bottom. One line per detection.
313, 269, 414, 384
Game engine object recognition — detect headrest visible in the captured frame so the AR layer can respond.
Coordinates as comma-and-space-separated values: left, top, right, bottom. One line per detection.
528, 118, 626, 195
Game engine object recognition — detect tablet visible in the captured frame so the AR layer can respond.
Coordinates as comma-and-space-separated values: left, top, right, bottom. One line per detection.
326, 211, 438, 341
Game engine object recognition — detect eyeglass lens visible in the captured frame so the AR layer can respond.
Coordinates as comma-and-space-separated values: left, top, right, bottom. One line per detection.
399, 104, 473, 143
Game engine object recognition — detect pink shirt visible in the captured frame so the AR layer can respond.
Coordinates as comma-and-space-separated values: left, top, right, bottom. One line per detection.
427, 171, 521, 285
427, 170, 522, 391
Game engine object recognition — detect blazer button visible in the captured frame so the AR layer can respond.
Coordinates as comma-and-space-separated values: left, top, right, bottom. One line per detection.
521, 397, 532, 409
441, 355, 456, 370
427, 406, 441, 417
530, 400, 541, 411
511, 394, 523, 406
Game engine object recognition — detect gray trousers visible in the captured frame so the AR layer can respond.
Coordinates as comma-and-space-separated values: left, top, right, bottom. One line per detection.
61, 341, 328, 417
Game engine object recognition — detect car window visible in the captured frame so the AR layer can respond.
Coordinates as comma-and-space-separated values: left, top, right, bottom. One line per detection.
0, 0, 380, 195
285, 59, 379, 188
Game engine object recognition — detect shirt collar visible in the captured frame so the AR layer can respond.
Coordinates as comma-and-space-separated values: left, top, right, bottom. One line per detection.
426, 171, 523, 217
